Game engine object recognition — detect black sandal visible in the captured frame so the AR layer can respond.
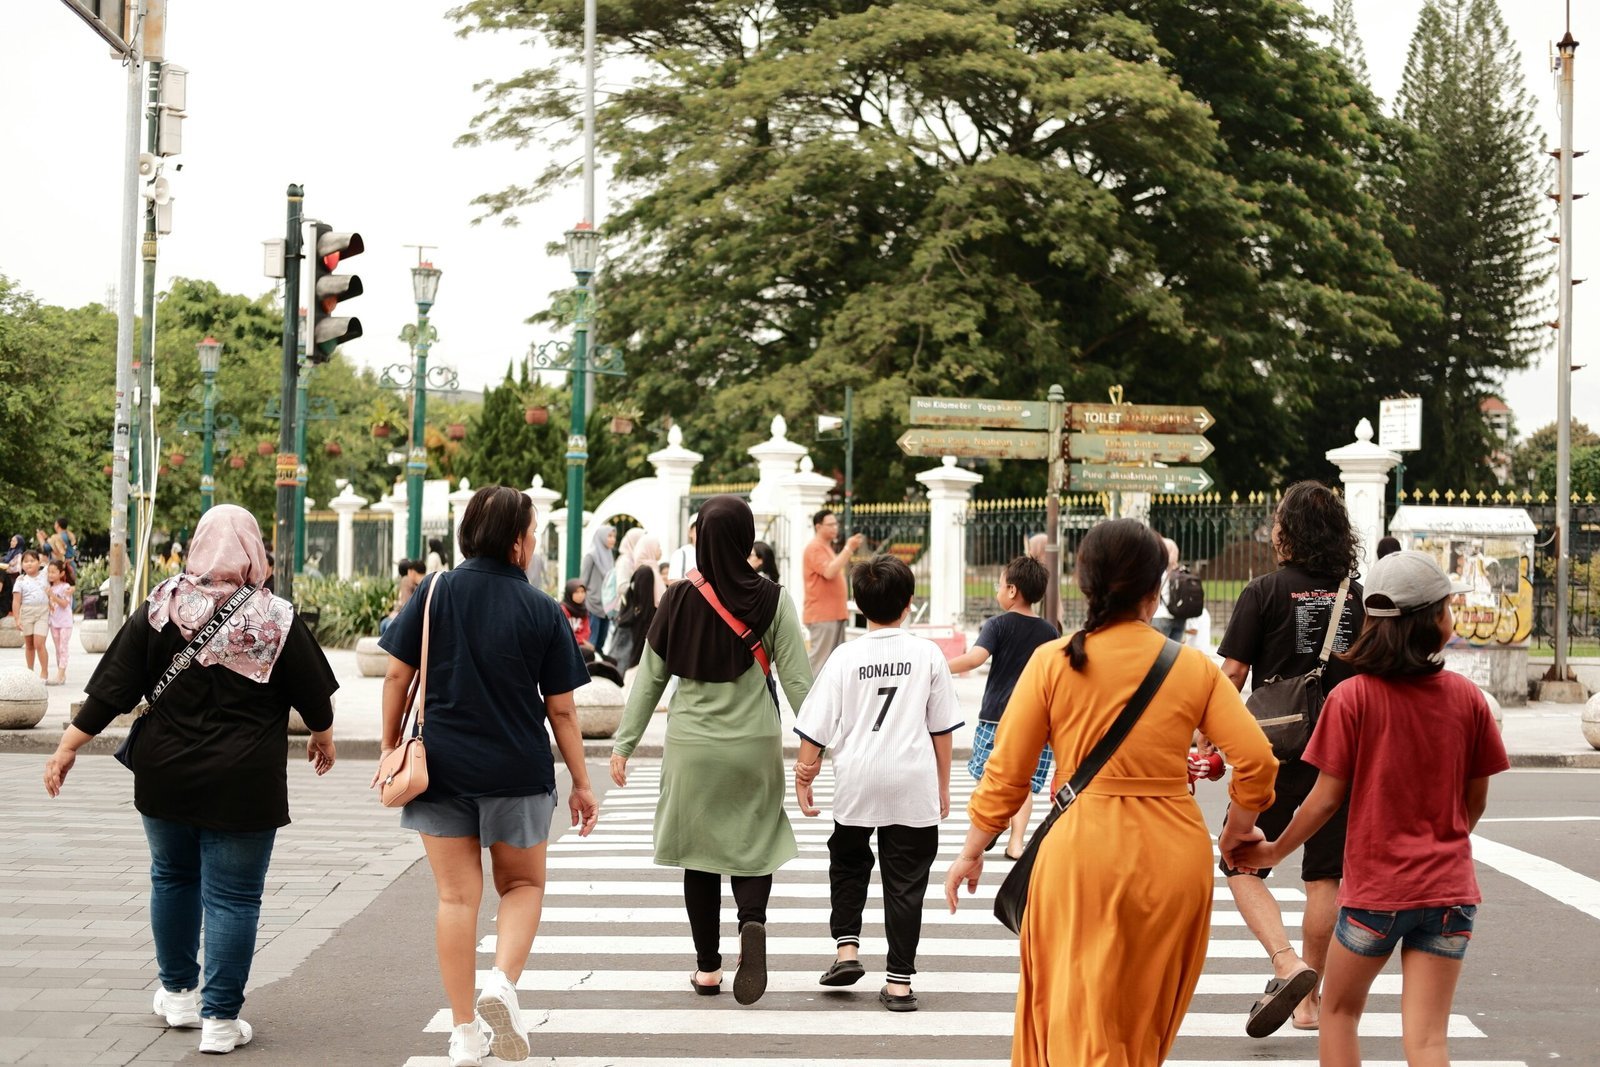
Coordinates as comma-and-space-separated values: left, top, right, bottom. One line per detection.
733, 922, 767, 1005
878, 985, 918, 1012
689, 971, 721, 996
1246, 967, 1317, 1038
818, 959, 866, 987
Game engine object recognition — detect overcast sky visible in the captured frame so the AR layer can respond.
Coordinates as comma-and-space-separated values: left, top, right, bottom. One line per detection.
3, 0, 1593, 443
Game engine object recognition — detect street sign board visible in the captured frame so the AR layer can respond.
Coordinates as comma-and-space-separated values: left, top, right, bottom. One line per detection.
1066, 403, 1215, 434
1065, 432, 1214, 464
909, 397, 1047, 430
1379, 396, 1423, 452
1066, 463, 1214, 494
897, 428, 1047, 460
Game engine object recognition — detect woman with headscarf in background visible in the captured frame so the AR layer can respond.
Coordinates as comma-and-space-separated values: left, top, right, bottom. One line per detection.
2, 534, 23, 605
42, 505, 338, 1056
579, 524, 617, 654
609, 535, 664, 672
610, 496, 813, 1005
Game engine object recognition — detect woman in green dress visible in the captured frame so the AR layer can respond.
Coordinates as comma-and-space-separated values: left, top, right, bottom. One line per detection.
610, 494, 813, 1005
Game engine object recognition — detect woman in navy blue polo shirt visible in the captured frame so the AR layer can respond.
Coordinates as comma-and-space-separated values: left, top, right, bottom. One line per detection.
378, 485, 598, 1067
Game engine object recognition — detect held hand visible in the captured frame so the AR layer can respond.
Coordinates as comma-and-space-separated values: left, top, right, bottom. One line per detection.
939, 784, 951, 820
306, 736, 335, 776
1218, 825, 1266, 872
370, 748, 394, 790
944, 854, 983, 914
1230, 840, 1277, 872
609, 753, 628, 788
43, 747, 76, 797
794, 758, 820, 787
569, 786, 600, 837
795, 775, 819, 817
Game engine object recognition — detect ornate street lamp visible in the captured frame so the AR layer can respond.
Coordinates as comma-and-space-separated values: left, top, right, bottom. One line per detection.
381, 256, 456, 559
177, 336, 238, 515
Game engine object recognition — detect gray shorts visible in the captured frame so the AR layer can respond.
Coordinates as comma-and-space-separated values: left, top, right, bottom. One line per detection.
401, 791, 557, 848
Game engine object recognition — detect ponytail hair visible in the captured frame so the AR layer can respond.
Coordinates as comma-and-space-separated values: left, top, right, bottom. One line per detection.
1064, 519, 1167, 672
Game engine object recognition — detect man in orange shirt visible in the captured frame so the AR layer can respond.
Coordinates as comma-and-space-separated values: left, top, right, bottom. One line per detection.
803, 509, 863, 674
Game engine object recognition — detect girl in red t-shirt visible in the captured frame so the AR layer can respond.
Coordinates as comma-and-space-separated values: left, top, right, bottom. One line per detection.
1228, 551, 1508, 1067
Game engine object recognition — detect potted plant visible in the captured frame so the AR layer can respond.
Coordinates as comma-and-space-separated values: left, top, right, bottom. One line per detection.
229, 455, 247, 470
525, 404, 549, 426
257, 440, 275, 456
169, 450, 186, 467
446, 422, 467, 441
370, 397, 403, 439
102, 464, 114, 476
608, 404, 643, 435
324, 439, 343, 457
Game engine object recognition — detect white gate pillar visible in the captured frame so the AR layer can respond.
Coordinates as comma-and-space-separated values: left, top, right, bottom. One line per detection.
448, 478, 476, 556
330, 484, 367, 581
1326, 418, 1402, 572
646, 424, 704, 554
917, 456, 984, 625
774, 453, 840, 617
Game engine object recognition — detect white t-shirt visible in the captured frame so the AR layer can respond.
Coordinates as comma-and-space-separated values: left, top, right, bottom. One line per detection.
667, 543, 696, 581
793, 627, 964, 828
14, 573, 48, 607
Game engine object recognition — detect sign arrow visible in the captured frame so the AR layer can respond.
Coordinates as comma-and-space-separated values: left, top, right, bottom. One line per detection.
910, 397, 1047, 431
1067, 403, 1215, 434
1066, 464, 1215, 494
897, 428, 1048, 460
1066, 432, 1214, 464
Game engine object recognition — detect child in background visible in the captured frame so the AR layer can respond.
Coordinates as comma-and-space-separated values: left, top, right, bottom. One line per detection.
793, 555, 963, 1012
945, 555, 1057, 859
1230, 551, 1509, 1067
45, 561, 74, 686
10, 550, 50, 682
560, 579, 595, 654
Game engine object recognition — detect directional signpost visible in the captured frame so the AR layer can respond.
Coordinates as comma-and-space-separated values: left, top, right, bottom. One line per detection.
1065, 403, 1215, 434
1066, 464, 1214, 494
1066, 432, 1214, 464
897, 428, 1048, 460
908, 396, 1046, 430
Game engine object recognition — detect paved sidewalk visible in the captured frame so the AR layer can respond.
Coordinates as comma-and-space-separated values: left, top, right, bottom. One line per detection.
0, 753, 419, 1066
2, 636, 1596, 766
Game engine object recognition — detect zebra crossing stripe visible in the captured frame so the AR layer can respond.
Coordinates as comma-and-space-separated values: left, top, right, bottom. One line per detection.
467, 968, 1405, 996
535, 880, 1306, 903
480, 934, 1313, 959
496, 905, 1300, 928
421, 1007, 1486, 1038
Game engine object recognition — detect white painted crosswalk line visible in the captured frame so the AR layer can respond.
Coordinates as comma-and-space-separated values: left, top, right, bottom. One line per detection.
422, 1007, 1486, 1038
407, 763, 1519, 1066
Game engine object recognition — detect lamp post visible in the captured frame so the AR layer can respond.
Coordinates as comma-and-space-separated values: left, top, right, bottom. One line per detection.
177, 336, 238, 516
380, 258, 453, 561
528, 223, 626, 579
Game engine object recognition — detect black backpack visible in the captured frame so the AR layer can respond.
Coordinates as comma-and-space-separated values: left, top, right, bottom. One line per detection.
1165, 567, 1205, 620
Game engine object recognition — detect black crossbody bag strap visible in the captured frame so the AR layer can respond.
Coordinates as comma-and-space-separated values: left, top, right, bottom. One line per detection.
1049, 636, 1182, 813
149, 583, 258, 706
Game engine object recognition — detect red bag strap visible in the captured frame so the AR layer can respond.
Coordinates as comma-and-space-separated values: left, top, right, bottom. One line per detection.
685, 569, 771, 676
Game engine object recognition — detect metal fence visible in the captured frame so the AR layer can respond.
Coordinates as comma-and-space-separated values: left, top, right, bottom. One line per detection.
959, 494, 1112, 629
1147, 491, 1278, 636
301, 512, 393, 578
850, 499, 931, 612
1526, 500, 1600, 653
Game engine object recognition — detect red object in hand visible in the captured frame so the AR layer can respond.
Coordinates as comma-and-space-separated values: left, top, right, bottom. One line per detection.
1187, 751, 1226, 784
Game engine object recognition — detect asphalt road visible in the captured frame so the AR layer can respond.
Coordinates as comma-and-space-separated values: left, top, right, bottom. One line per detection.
149, 764, 1600, 1067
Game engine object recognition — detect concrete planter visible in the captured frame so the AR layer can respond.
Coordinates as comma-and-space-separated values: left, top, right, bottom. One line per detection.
574, 678, 625, 739
355, 636, 388, 678
1583, 693, 1600, 751
79, 619, 111, 654
0, 616, 20, 649
0, 668, 48, 729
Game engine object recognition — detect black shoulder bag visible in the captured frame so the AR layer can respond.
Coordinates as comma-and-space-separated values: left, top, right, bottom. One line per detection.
993, 638, 1181, 934
114, 584, 258, 771
1244, 577, 1350, 762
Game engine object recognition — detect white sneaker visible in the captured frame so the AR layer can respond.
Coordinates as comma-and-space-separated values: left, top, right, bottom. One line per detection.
197, 1018, 253, 1055
152, 987, 200, 1028
448, 1019, 490, 1067
475, 967, 529, 1061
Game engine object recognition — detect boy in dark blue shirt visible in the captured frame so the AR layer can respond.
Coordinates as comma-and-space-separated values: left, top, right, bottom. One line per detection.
946, 555, 1057, 858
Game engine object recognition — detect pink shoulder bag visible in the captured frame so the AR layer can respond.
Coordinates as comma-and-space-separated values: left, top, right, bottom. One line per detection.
378, 574, 442, 807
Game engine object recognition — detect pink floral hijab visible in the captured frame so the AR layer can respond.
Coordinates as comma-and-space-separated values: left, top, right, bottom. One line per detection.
146, 505, 295, 682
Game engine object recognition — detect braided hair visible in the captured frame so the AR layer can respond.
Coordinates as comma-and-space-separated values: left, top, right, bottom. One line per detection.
1064, 519, 1168, 672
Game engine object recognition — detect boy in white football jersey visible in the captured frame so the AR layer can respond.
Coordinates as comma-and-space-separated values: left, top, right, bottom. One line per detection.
792, 555, 963, 1012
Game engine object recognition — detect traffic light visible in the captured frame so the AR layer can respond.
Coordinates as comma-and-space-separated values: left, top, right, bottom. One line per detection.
310, 223, 363, 363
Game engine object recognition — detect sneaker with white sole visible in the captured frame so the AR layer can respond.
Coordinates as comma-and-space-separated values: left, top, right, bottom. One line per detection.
448, 1018, 490, 1067
152, 987, 200, 1028
475, 967, 529, 1061
197, 1018, 253, 1055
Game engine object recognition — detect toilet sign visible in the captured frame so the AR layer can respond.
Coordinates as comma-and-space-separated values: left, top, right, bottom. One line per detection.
1379, 396, 1423, 452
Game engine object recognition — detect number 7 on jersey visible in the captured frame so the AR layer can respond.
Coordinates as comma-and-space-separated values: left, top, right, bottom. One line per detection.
872, 686, 898, 731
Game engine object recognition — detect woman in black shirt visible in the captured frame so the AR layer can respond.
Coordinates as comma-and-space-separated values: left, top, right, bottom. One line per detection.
42, 505, 338, 1056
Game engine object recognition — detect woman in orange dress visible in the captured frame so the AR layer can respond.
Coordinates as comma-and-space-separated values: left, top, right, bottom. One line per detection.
945, 519, 1277, 1066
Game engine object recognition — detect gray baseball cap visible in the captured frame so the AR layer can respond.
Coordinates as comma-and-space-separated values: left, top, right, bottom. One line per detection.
1363, 550, 1471, 617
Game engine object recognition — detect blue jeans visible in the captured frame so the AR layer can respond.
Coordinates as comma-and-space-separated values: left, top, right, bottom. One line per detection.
142, 817, 277, 1019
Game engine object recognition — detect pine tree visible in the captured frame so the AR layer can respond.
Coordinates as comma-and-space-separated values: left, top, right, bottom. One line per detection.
1327, 0, 1370, 86
1385, 0, 1552, 488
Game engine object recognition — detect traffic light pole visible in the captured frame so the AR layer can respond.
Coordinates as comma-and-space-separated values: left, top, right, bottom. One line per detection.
294, 355, 310, 573
274, 185, 303, 601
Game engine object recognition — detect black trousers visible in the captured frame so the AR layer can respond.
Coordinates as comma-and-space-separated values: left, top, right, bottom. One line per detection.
683, 869, 771, 973
828, 821, 939, 984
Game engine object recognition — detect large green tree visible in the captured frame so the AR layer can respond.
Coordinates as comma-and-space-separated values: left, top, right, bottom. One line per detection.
1380, 0, 1552, 488
452, 0, 1432, 493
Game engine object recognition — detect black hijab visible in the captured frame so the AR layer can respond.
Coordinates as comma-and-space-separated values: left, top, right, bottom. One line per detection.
646, 494, 782, 683
561, 578, 588, 619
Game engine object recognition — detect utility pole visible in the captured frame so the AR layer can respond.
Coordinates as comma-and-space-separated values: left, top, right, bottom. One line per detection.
132, 56, 161, 601
108, 3, 146, 630
1043, 383, 1065, 631
274, 185, 304, 602
1543, 21, 1582, 701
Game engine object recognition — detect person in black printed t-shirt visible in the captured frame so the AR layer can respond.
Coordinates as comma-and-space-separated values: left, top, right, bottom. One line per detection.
946, 555, 1058, 859
1216, 481, 1364, 1038
43, 505, 340, 1056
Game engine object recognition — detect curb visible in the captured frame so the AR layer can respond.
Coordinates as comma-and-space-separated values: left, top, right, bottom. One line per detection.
1, 730, 1596, 768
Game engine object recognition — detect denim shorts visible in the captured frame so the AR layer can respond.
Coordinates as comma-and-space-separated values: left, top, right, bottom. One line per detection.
401, 791, 557, 848
969, 721, 1054, 794
1335, 904, 1477, 961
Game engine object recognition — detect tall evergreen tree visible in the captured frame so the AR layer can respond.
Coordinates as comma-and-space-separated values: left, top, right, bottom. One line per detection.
1384, 0, 1552, 488
1327, 0, 1371, 86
